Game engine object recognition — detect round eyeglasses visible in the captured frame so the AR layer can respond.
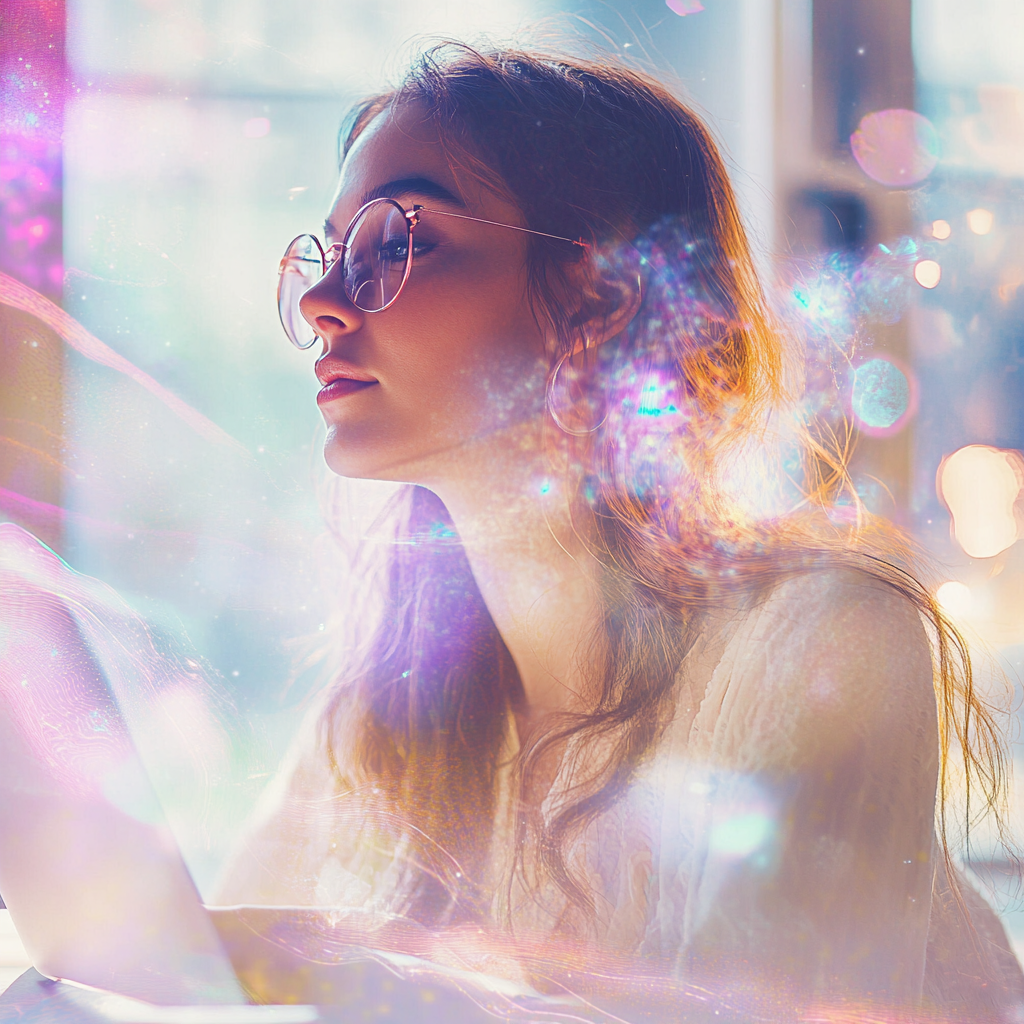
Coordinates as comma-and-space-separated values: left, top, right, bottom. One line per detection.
278, 197, 588, 350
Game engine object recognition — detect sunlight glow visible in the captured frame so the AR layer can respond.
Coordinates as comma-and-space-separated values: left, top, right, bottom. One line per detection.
938, 445, 1024, 558
967, 208, 994, 235
914, 260, 942, 289
936, 581, 973, 618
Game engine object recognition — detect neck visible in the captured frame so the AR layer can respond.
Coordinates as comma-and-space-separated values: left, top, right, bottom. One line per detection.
428, 427, 604, 727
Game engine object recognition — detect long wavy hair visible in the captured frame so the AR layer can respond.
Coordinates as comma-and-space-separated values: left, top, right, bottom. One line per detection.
317, 42, 1007, 929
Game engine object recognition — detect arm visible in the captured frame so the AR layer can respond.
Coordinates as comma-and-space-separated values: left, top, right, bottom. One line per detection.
679, 570, 938, 1002
210, 708, 409, 910
210, 711, 345, 907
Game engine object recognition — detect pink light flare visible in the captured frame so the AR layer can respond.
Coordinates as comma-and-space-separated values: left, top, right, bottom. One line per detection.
0, 521, 235, 844
0, 1, 67, 302
0, 272, 247, 454
212, 904, 991, 1024
243, 117, 271, 138
9, 215, 53, 248
666, 0, 705, 14
850, 109, 940, 188
0, 487, 258, 562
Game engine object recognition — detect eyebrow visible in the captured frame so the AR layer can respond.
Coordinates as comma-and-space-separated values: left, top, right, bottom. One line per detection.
361, 176, 465, 208
324, 176, 466, 240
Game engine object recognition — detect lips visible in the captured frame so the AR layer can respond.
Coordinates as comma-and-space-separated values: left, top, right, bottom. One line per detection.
316, 377, 377, 404
315, 358, 378, 405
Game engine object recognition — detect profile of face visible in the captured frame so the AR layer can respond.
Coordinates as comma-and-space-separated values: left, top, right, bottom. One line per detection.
299, 101, 552, 485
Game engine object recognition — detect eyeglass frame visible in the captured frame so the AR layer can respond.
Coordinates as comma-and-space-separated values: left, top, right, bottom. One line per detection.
278, 196, 590, 349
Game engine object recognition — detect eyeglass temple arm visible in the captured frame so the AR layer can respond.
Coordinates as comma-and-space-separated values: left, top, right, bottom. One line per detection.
410, 206, 589, 248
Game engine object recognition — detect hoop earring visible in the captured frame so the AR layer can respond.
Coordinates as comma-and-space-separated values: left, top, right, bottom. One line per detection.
546, 348, 608, 436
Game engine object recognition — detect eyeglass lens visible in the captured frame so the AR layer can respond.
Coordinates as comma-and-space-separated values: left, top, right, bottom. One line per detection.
278, 234, 322, 349
278, 199, 412, 349
343, 200, 411, 314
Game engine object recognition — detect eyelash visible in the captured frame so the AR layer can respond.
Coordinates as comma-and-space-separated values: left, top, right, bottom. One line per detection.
324, 237, 438, 271
377, 238, 436, 262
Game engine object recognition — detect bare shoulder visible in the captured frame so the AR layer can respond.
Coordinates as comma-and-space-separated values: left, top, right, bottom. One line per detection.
702, 566, 937, 771
755, 566, 931, 664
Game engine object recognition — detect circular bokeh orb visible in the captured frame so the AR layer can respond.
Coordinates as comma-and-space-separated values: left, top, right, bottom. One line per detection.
851, 358, 910, 430
936, 581, 973, 619
850, 109, 939, 187
967, 207, 994, 235
914, 259, 941, 289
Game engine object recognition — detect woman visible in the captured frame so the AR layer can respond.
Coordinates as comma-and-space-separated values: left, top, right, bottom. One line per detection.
215, 43, 1022, 1018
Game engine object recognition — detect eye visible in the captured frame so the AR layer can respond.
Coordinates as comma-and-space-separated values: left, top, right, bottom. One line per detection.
377, 237, 410, 263
377, 238, 436, 263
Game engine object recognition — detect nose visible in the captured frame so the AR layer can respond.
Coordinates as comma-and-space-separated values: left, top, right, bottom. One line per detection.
298, 258, 365, 350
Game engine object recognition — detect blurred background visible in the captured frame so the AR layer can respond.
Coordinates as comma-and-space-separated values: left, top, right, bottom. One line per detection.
2, 0, 1024, 981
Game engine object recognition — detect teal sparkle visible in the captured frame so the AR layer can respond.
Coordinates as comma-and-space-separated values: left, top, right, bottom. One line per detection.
852, 358, 909, 428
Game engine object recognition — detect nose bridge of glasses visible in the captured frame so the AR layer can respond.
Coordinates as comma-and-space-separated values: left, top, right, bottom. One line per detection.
280, 200, 436, 340
323, 241, 345, 272
296, 241, 348, 320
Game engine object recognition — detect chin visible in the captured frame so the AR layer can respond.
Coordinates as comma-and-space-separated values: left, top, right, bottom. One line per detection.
321, 429, 422, 484
324, 443, 392, 482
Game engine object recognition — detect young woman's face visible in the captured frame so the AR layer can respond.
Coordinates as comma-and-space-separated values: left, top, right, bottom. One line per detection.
300, 101, 550, 484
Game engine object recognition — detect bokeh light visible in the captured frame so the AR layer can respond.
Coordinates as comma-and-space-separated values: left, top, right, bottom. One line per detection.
709, 812, 775, 858
936, 581, 973, 619
930, 219, 951, 240
665, 0, 705, 14
242, 117, 271, 138
849, 109, 940, 187
967, 207, 994, 235
851, 358, 911, 432
937, 445, 1024, 559
914, 259, 942, 289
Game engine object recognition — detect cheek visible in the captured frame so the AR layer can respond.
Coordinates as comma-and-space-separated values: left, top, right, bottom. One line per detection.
380, 273, 547, 434
453, 339, 549, 433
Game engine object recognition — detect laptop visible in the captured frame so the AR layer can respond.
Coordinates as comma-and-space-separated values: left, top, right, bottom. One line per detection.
0, 565, 321, 1016
0, 530, 549, 1024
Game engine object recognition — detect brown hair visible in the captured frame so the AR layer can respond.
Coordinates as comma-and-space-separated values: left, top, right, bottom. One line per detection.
319, 42, 1007, 927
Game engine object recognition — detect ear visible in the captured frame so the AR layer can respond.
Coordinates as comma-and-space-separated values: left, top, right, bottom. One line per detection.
564, 250, 643, 356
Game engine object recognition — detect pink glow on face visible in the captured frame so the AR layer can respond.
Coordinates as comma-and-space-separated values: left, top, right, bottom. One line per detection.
666, 0, 705, 14
850, 109, 940, 187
